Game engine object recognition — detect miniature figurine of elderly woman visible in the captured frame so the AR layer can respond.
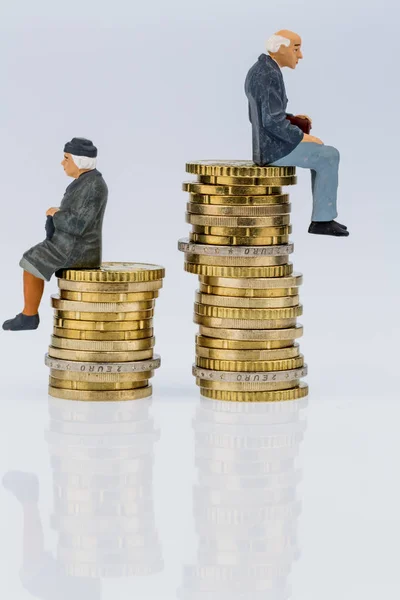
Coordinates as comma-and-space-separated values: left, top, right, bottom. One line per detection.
245, 30, 349, 237
2, 137, 108, 331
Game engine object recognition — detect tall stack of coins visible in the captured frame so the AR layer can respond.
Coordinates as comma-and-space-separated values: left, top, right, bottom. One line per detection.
47, 396, 163, 578
179, 397, 308, 599
178, 161, 308, 402
45, 263, 165, 402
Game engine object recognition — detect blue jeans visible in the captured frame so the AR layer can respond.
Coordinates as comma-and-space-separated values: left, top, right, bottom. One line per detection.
271, 142, 340, 222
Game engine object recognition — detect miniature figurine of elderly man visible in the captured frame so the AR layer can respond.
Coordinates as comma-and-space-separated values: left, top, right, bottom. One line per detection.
2, 138, 108, 331
245, 30, 349, 237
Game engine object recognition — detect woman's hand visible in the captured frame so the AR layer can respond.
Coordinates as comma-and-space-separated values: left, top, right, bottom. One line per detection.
46, 207, 60, 217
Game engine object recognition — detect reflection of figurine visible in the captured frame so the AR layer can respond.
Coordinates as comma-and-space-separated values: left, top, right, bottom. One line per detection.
2, 397, 162, 596
2, 138, 108, 331
2, 471, 102, 599
245, 30, 349, 237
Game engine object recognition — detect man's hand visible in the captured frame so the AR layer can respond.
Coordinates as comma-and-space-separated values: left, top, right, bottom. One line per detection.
296, 114, 312, 125
46, 207, 60, 217
301, 133, 323, 145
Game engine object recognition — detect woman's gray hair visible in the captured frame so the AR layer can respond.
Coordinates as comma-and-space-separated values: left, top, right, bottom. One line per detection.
266, 34, 291, 53
71, 154, 97, 170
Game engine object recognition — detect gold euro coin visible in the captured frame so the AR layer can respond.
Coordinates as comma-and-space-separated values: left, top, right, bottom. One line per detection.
189, 193, 288, 205
50, 369, 152, 382
197, 174, 295, 186
194, 363, 307, 384
183, 182, 296, 196
195, 334, 296, 350
200, 383, 308, 402
195, 355, 304, 372
58, 279, 163, 293
194, 176, 297, 187
54, 309, 154, 322
196, 378, 299, 391
59, 262, 165, 283
195, 342, 300, 361
53, 327, 154, 341
47, 347, 153, 363
50, 335, 155, 352
51, 295, 155, 312
189, 192, 289, 207
198, 324, 303, 341
194, 304, 303, 320
48, 385, 153, 402
187, 202, 291, 216
179, 238, 293, 256
185, 213, 291, 228
59, 290, 159, 302
194, 291, 300, 308
184, 254, 288, 267
185, 263, 293, 278
186, 161, 295, 178
53, 318, 153, 331
190, 224, 292, 237
199, 274, 302, 289
49, 377, 149, 391
190, 233, 290, 246
45, 354, 160, 374
194, 314, 297, 329
199, 283, 299, 298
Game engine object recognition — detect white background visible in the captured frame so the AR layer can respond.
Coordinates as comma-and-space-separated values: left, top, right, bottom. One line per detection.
0, 0, 399, 598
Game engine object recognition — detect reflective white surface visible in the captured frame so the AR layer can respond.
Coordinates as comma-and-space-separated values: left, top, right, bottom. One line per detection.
1, 388, 400, 599
0, 0, 399, 596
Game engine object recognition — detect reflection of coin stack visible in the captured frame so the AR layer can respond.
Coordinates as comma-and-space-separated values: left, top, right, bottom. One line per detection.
45, 262, 165, 401
46, 397, 163, 578
178, 161, 308, 401
179, 397, 308, 599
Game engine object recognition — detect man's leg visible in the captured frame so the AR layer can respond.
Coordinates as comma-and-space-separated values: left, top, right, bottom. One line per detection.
310, 167, 347, 230
2, 270, 43, 330
311, 168, 316, 197
271, 142, 348, 235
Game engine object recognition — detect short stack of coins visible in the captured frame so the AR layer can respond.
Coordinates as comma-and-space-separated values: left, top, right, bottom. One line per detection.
178, 161, 308, 402
46, 396, 163, 578
179, 397, 308, 599
45, 262, 165, 402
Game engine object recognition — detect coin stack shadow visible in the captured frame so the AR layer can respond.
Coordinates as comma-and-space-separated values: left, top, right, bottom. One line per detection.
178, 396, 308, 599
178, 161, 308, 402
46, 396, 163, 578
45, 263, 165, 402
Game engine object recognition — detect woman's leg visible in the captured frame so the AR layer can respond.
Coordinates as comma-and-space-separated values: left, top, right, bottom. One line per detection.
2, 270, 44, 330
23, 270, 45, 316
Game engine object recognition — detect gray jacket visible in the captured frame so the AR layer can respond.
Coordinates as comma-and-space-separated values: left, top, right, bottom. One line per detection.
20, 169, 108, 281
245, 53, 304, 165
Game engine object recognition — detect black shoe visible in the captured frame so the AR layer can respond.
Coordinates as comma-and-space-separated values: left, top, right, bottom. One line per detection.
332, 220, 347, 230
2, 471, 39, 504
308, 221, 349, 237
2, 312, 40, 331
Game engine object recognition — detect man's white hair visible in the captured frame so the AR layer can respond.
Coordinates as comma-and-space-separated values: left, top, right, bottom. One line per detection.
266, 34, 291, 53
70, 154, 97, 170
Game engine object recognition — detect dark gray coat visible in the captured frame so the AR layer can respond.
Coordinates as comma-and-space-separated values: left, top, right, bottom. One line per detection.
20, 169, 108, 281
245, 53, 304, 165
